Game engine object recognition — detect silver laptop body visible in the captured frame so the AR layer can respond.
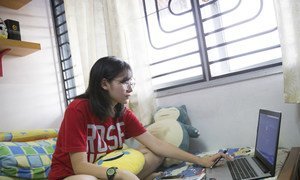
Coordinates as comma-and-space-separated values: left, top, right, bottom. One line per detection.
206, 109, 282, 180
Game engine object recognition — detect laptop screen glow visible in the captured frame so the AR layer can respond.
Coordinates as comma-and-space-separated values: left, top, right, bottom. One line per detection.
256, 113, 280, 165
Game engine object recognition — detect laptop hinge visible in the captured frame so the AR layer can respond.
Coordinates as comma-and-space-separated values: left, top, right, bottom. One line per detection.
252, 157, 270, 173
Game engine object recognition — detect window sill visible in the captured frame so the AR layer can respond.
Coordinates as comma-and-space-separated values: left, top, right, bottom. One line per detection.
155, 66, 282, 98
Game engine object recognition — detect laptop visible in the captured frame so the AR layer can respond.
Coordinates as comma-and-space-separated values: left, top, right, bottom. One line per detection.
206, 109, 282, 180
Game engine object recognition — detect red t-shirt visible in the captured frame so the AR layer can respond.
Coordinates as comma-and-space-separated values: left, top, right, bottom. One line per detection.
48, 99, 146, 179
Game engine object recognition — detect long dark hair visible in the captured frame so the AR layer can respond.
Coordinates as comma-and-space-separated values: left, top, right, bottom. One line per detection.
76, 56, 132, 121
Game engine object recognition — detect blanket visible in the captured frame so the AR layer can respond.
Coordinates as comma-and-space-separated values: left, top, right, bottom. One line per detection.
0, 129, 58, 179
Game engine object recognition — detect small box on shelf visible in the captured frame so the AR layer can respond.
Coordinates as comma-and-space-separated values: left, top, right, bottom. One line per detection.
4, 19, 21, 40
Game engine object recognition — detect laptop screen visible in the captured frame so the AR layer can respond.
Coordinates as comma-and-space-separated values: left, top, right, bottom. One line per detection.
255, 109, 281, 174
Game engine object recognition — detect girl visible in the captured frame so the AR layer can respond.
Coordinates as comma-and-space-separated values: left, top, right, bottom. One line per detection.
49, 56, 230, 180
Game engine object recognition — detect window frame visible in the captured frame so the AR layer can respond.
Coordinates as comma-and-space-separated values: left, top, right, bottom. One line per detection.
50, 0, 77, 105
142, 0, 282, 97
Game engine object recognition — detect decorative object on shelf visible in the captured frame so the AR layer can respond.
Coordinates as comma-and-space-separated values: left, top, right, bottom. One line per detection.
4, 19, 21, 40
0, 18, 8, 39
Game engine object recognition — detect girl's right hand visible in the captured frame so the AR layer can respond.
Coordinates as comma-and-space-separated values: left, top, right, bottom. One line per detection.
199, 152, 233, 168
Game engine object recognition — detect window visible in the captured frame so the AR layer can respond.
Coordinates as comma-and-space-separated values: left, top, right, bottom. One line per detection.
142, 0, 282, 93
50, 0, 77, 105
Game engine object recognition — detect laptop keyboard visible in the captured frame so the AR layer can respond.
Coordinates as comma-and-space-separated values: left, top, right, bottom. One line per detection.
227, 158, 258, 180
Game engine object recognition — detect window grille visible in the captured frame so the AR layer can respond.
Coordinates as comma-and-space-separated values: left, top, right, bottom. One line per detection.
142, 0, 282, 91
50, 0, 76, 105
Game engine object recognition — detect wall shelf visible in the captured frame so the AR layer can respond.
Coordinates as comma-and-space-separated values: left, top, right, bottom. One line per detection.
0, 0, 32, 10
0, 39, 41, 77
0, 0, 40, 77
0, 39, 41, 56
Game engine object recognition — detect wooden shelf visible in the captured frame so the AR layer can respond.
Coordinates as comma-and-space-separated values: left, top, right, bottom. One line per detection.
0, 0, 32, 10
0, 39, 41, 57
0, 0, 39, 77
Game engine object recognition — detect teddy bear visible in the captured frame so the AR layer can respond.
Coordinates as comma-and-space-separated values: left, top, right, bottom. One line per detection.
146, 105, 200, 167
0, 18, 8, 39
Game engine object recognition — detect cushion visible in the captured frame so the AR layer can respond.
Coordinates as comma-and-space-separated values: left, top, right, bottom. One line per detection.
0, 138, 56, 179
153, 107, 180, 122
95, 148, 145, 175
148, 105, 198, 167
147, 120, 183, 147
176, 105, 190, 124
0, 129, 58, 142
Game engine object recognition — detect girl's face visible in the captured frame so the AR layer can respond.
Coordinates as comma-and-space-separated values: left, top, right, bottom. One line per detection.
102, 71, 134, 106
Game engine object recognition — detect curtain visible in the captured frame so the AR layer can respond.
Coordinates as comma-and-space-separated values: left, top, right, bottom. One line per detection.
273, 0, 300, 103
64, 0, 107, 94
64, 0, 156, 125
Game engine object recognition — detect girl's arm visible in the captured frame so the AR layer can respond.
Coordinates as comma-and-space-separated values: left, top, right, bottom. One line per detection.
134, 131, 231, 168
69, 152, 139, 179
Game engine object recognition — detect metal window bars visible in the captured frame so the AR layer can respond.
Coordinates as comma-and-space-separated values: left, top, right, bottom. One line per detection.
50, 0, 76, 105
143, 0, 282, 90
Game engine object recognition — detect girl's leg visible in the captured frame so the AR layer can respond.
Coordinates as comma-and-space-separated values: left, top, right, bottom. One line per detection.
137, 147, 164, 179
64, 175, 98, 180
